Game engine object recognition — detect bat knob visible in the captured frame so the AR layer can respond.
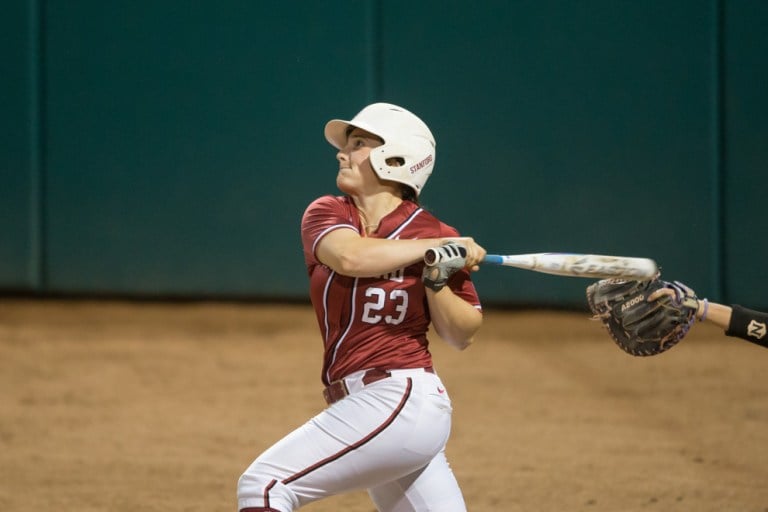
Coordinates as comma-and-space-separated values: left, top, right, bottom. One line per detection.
424, 248, 439, 265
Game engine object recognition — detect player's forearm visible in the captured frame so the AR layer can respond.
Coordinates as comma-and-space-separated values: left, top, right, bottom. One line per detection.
324, 237, 446, 277
698, 301, 768, 349
426, 288, 482, 350
697, 300, 731, 329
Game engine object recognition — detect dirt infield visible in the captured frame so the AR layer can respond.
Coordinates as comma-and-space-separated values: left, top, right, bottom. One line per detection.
1, 298, 766, 512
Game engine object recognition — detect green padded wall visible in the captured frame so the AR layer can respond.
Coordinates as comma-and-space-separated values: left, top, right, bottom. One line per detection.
723, 0, 768, 308
2, 0, 767, 308
0, 1, 40, 289
379, 0, 717, 305
43, 2, 364, 297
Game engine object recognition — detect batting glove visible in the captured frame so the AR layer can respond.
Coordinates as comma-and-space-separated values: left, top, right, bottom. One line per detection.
422, 242, 467, 292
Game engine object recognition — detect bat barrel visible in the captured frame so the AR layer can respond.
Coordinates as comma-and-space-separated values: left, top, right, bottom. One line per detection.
481, 253, 658, 279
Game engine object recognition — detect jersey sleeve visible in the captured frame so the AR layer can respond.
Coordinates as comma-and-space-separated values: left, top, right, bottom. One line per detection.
301, 195, 359, 266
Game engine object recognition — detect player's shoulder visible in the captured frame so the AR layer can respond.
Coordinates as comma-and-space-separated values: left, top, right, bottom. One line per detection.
305, 194, 348, 210
303, 194, 350, 218
410, 204, 460, 237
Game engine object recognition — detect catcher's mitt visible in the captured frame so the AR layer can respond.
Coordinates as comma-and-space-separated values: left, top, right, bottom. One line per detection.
586, 277, 699, 356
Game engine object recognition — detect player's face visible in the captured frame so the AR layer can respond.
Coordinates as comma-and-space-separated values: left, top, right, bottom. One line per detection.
335, 128, 384, 196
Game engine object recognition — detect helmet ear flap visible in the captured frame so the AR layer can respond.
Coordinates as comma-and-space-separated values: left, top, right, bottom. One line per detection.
369, 138, 435, 195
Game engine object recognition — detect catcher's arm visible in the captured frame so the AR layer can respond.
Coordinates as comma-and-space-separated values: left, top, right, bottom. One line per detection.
649, 287, 768, 349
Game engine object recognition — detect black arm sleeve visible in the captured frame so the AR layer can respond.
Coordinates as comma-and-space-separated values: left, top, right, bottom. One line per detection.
725, 304, 768, 348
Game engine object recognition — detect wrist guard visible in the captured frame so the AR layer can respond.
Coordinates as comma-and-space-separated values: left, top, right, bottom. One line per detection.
726, 304, 768, 347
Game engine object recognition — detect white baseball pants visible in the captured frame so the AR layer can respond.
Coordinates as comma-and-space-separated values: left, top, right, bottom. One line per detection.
237, 368, 467, 512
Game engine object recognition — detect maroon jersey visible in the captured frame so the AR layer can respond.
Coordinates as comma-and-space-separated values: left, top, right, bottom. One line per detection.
301, 195, 482, 385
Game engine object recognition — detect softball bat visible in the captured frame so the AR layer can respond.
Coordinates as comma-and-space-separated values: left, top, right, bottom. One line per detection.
481, 253, 658, 279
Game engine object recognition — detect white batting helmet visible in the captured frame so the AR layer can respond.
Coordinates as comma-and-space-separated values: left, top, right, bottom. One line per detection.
324, 103, 436, 196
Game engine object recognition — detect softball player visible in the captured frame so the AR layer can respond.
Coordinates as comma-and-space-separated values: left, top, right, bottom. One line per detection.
237, 103, 486, 512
